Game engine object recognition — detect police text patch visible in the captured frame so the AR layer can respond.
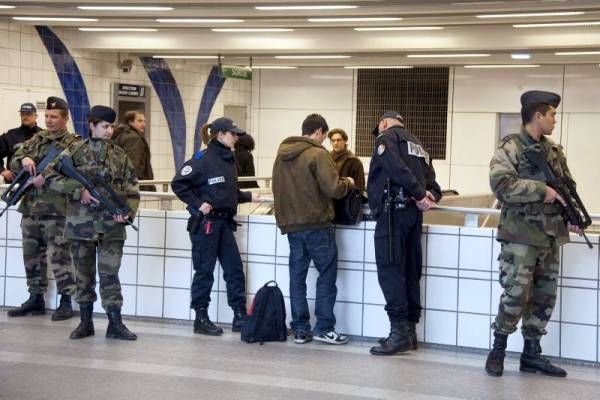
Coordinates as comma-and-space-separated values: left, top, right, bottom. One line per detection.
407, 141, 430, 165
181, 165, 192, 176
208, 176, 225, 185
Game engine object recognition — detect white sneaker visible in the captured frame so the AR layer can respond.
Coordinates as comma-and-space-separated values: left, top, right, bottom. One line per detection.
314, 330, 349, 345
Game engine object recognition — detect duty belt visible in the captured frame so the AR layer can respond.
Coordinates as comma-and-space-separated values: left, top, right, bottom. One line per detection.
505, 203, 562, 215
211, 209, 234, 219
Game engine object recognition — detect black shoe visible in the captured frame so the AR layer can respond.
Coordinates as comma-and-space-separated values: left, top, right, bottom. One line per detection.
106, 307, 137, 340
232, 307, 247, 332
520, 338, 566, 377
293, 331, 313, 344
7, 294, 45, 317
70, 303, 95, 339
485, 332, 508, 377
193, 308, 223, 336
51, 295, 74, 321
370, 321, 412, 356
409, 321, 418, 350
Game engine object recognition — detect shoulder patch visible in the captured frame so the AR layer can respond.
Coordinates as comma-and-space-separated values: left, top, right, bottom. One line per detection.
377, 143, 386, 155
180, 165, 193, 176
193, 150, 205, 160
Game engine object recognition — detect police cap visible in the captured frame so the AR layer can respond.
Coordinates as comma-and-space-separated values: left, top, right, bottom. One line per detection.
88, 105, 116, 124
46, 96, 68, 111
19, 103, 36, 113
520, 90, 561, 109
372, 111, 405, 136
210, 117, 245, 135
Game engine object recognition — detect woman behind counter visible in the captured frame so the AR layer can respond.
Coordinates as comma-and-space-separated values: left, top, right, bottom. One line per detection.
171, 117, 259, 336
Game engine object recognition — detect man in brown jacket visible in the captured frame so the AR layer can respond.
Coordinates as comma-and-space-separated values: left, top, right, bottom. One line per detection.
112, 111, 155, 191
272, 113, 354, 345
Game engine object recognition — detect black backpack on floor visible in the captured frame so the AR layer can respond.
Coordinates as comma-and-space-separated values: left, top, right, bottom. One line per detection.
241, 280, 287, 344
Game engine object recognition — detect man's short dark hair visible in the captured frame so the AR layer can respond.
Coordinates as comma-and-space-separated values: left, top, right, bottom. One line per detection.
302, 113, 329, 136
521, 103, 552, 125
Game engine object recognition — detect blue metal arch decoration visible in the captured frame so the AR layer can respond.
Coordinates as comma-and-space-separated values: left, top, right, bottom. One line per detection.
34, 26, 91, 137
194, 66, 226, 152
140, 57, 186, 169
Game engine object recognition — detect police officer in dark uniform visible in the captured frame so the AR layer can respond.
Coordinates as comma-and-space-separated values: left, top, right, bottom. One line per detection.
171, 117, 259, 336
367, 111, 442, 356
0, 103, 41, 182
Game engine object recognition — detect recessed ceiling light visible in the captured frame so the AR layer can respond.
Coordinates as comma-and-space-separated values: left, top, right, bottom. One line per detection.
0, 5, 16, 9
477, 11, 584, 18
156, 19, 244, 23
79, 28, 158, 32
464, 64, 540, 68
453, 1, 506, 5
212, 28, 294, 32
515, 21, 600, 28
407, 53, 490, 58
308, 17, 402, 22
344, 66, 414, 69
555, 51, 600, 55
256, 5, 358, 10
153, 55, 219, 59
511, 53, 531, 60
275, 55, 351, 59
78, 6, 174, 11
14, 17, 99, 22
354, 26, 443, 31
249, 66, 299, 69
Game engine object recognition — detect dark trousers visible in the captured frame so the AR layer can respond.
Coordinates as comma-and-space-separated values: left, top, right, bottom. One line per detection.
287, 227, 338, 335
190, 218, 246, 311
374, 206, 423, 323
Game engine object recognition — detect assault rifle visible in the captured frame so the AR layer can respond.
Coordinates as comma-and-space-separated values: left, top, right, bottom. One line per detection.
56, 156, 138, 231
0, 143, 63, 218
524, 147, 593, 249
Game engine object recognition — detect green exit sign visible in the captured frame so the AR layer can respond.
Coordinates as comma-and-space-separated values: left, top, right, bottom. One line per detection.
220, 65, 252, 80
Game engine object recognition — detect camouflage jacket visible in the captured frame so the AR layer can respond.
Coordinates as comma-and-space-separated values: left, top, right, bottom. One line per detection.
10, 128, 80, 216
50, 138, 140, 241
490, 128, 572, 247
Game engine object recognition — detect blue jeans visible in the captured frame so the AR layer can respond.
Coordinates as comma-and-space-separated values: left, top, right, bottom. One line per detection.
287, 227, 338, 335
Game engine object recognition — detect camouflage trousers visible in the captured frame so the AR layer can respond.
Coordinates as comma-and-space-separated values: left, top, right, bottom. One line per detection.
492, 240, 560, 340
21, 215, 75, 295
70, 239, 124, 310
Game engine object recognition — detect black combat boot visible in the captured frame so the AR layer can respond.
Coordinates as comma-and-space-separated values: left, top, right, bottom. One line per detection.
485, 332, 508, 377
193, 308, 223, 336
231, 307, 247, 332
370, 321, 412, 356
520, 338, 566, 377
69, 302, 95, 339
51, 294, 74, 321
378, 321, 418, 350
7, 293, 45, 317
106, 307, 137, 340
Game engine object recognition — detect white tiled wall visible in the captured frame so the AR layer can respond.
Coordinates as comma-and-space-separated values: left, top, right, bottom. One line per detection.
3, 209, 599, 364
0, 22, 251, 184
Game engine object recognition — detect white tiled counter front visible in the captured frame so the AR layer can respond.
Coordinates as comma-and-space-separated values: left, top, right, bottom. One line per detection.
1, 208, 599, 363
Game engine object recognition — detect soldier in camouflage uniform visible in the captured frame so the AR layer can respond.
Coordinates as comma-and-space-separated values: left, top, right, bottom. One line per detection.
486, 90, 582, 378
7, 97, 77, 321
50, 106, 140, 340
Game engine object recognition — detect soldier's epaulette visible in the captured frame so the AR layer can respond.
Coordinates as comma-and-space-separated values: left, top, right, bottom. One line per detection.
499, 134, 519, 149
193, 150, 206, 160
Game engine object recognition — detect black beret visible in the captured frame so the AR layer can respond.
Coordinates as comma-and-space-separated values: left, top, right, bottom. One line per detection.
520, 90, 561, 109
46, 96, 68, 111
19, 103, 36, 113
210, 117, 245, 135
372, 111, 405, 136
88, 105, 116, 124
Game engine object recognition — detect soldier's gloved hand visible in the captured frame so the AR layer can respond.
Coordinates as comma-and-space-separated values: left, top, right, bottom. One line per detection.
544, 186, 566, 206
113, 214, 129, 224
31, 174, 45, 189
567, 222, 584, 236
0, 170, 15, 182
21, 157, 36, 176
80, 189, 99, 205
